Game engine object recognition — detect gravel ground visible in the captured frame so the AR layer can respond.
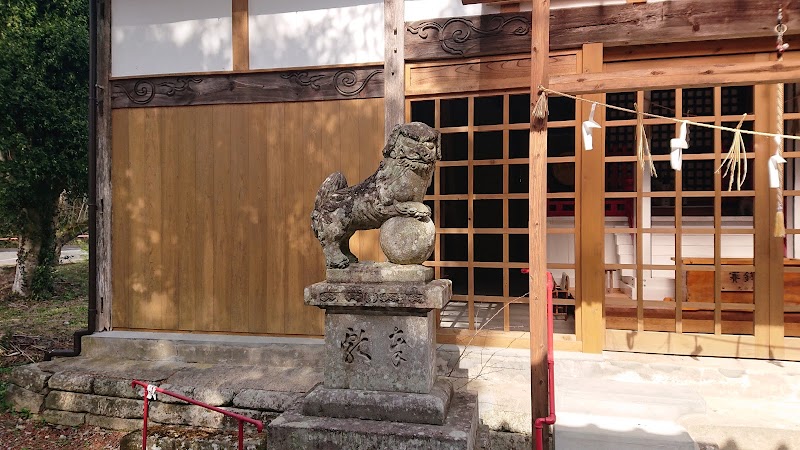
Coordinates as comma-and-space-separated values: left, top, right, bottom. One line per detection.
0, 413, 125, 449
1, 261, 125, 449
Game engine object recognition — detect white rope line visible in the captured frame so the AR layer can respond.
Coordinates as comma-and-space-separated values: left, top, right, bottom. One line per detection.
539, 86, 800, 142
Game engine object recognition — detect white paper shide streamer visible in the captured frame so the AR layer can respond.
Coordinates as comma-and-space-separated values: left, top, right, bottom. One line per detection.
582, 103, 601, 150
670, 122, 688, 171
770, 150, 787, 188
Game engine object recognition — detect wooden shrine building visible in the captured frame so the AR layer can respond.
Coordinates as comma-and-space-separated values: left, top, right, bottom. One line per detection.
98, 0, 800, 361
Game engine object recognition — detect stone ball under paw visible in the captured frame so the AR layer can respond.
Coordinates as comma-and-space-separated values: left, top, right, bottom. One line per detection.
380, 216, 435, 265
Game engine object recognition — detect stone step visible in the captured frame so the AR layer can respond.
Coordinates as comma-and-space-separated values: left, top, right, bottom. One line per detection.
82, 331, 324, 367
555, 415, 697, 450
7, 356, 319, 432
556, 378, 706, 421
442, 346, 800, 396
85, 332, 800, 403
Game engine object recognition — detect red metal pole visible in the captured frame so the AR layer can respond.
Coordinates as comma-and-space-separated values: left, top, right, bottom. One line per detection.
238, 420, 244, 450
142, 395, 149, 450
535, 272, 556, 450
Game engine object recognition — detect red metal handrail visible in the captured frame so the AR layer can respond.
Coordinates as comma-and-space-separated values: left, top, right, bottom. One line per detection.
131, 380, 263, 450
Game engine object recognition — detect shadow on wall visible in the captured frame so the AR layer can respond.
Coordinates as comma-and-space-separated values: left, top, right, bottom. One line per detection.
111, 0, 503, 76
248, 0, 500, 70
112, 0, 233, 76
113, 99, 386, 335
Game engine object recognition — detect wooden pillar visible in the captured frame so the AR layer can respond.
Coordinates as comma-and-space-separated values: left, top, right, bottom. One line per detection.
384, 0, 405, 139
96, 0, 112, 331
232, 0, 250, 71
579, 43, 606, 353
755, 82, 776, 359
530, 0, 550, 444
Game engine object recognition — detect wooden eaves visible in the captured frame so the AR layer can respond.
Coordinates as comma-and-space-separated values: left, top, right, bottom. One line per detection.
457, 0, 800, 51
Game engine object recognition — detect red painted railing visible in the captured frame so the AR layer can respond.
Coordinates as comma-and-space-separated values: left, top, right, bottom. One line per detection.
131, 380, 263, 450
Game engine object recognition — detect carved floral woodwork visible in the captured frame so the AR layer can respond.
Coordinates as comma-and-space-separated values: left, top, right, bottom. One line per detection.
111, 67, 384, 108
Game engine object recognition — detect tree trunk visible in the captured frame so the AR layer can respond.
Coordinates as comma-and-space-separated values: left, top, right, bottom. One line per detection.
12, 234, 46, 296
11, 202, 59, 298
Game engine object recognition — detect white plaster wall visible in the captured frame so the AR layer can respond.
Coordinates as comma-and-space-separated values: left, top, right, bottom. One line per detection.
112, 0, 232, 77
249, 0, 503, 70
249, 0, 384, 70
110, 0, 663, 76
405, 0, 493, 22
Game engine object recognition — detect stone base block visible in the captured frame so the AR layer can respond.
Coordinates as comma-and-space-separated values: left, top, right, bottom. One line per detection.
6, 384, 45, 414
86, 413, 142, 431
10, 365, 51, 392
44, 391, 143, 418
42, 409, 86, 427
302, 380, 453, 425
267, 391, 478, 450
324, 310, 436, 393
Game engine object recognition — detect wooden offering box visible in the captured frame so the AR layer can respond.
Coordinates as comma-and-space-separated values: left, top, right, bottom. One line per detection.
682, 258, 800, 306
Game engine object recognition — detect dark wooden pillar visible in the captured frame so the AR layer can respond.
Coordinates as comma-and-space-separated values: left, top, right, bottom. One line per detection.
384, 0, 405, 138
530, 0, 550, 446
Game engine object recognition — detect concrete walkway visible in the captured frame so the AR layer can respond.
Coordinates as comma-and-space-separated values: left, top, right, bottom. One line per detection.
0, 246, 88, 267
6, 331, 800, 449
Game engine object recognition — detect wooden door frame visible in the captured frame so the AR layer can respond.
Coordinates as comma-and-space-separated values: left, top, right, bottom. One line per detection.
578, 48, 793, 359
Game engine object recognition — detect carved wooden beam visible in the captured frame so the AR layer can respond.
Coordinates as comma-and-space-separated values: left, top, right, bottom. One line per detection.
407, 0, 800, 61
111, 66, 384, 108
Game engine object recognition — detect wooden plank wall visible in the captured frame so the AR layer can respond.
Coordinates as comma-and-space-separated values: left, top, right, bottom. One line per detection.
111, 99, 386, 335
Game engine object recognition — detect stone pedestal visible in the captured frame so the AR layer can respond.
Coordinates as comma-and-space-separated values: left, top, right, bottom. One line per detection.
268, 262, 478, 450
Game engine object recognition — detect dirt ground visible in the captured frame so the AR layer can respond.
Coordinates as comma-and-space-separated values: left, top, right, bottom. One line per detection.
0, 262, 126, 449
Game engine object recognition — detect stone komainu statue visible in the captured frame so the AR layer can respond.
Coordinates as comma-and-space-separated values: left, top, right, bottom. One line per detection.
311, 122, 441, 269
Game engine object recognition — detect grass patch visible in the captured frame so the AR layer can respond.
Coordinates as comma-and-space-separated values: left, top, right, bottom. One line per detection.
0, 261, 88, 368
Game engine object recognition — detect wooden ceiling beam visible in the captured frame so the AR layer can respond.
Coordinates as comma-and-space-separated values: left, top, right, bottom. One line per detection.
551, 59, 800, 95
462, 0, 518, 4
407, 0, 800, 61
550, 0, 799, 49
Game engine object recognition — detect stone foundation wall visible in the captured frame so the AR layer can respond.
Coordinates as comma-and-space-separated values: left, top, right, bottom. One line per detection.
5, 361, 532, 450
5, 365, 283, 432
4, 334, 536, 449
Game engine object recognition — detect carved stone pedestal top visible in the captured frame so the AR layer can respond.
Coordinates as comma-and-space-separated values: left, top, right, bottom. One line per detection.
326, 261, 434, 283
304, 277, 451, 310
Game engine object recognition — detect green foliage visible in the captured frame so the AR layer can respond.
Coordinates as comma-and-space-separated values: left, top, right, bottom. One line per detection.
0, 0, 89, 296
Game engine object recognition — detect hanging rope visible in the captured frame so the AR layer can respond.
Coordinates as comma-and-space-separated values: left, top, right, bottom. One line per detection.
776, 6, 788, 238
716, 114, 748, 191
538, 86, 800, 142
776, 83, 787, 237
532, 90, 548, 121
635, 103, 656, 177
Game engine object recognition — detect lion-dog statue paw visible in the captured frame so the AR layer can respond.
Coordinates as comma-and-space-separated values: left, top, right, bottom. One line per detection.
311, 122, 441, 269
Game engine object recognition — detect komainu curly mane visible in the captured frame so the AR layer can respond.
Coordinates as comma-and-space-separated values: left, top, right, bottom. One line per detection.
311, 122, 441, 269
